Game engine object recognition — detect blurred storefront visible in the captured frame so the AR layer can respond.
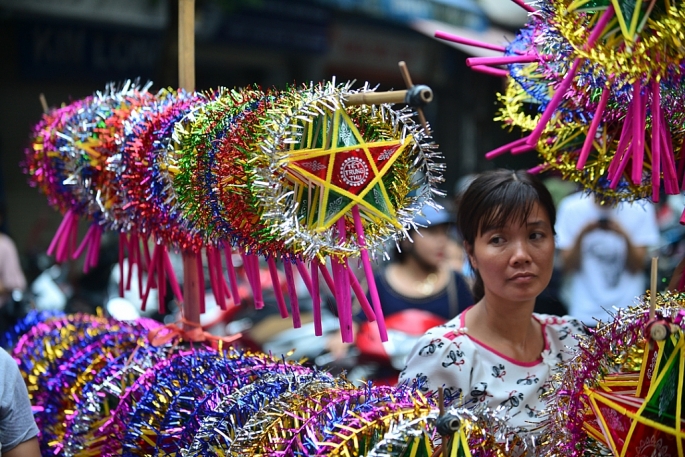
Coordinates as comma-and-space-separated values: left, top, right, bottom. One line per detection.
0, 0, 532, 251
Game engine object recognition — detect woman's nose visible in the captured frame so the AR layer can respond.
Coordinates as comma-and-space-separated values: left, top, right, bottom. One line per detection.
510, 240, 532, 264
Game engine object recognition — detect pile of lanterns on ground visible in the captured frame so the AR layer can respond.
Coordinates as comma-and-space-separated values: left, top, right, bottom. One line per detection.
5, 293, 685, 456
3, 311, 529, 457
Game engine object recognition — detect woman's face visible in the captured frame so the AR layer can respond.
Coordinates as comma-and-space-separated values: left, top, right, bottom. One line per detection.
468, 202, 555, 304
404, 224, 450, 269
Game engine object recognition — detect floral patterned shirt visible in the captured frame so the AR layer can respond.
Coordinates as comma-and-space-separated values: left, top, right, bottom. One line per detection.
398, 309, 584, 429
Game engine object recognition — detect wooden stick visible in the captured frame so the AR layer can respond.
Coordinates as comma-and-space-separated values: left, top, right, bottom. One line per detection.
438, 386, 447, 457
399, 61, 430, 134
649, 256, 658, 321
178, 0, 195, 92
39, 93, 49, 113
398, 61, 414, 91
178, 0, 201, 329
344, 86, 433, 107
344, 90, 408, 106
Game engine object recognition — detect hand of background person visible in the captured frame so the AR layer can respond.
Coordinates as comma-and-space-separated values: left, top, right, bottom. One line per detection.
668, 256, 685, 292
601, 219, 631, 239
325, 331, 354, 360
578, 219, 625, 237
577, 220, 603, 238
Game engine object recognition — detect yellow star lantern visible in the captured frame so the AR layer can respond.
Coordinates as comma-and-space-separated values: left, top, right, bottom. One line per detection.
585, 327, 685, 457
282, 106, 410, 231
248, 82, 441, 343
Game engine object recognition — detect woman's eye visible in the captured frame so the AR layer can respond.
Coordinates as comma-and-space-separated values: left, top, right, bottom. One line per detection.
489, 236, 503, 244
530, 232, 544, 240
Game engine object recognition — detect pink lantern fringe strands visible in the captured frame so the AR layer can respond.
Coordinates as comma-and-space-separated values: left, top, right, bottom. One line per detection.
267, 257, 289, 319
352, 205, 387, 341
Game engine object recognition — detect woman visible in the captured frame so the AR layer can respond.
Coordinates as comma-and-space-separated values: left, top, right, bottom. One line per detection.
399, 170, 584, 429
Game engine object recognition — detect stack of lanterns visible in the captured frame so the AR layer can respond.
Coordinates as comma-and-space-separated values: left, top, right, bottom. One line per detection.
24, 80, 442, 342
440, 0, 685, 208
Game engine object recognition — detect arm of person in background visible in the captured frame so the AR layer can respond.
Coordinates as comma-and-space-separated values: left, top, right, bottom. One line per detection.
0, 349, 41, 457
603, 219, 648, 274
325, 322, 360, 360
559, 221, 601, 273
4, 437, 41, 457
0, 234, 27, 299
667, 256, 685, 292
560, 220, 647, 274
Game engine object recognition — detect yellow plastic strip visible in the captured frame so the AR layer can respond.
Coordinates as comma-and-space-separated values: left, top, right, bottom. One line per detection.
627, 0, 643, 40
567, 0, 598, 12
590, 390, 685, 438
609, 0, 632, 41
586, 389, 621, 456
676, 346, 684, 457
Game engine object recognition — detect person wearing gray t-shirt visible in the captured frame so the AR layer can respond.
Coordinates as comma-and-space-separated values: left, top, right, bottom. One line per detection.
0, 347, 40, 456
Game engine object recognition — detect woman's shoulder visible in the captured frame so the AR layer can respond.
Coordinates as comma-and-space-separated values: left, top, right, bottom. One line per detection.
400, 312, 475, 394
535, 313, 585, 351
535, 313, 585, 330
413, 313, 475, 347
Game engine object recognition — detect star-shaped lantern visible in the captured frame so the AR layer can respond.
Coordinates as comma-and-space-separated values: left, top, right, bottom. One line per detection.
585, 328, 685, 457
282, 106, 410, 231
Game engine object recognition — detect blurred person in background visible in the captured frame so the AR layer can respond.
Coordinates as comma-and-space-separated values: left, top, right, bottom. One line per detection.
0, 347, 41, 457
0, 202, 26, 307
556, 192, 660, 327
0, 202, 28, 335
449, 174, 477, 280
327, 202, 474, 360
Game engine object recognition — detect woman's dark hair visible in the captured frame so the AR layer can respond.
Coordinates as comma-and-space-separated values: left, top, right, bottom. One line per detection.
457, 169, 556, 302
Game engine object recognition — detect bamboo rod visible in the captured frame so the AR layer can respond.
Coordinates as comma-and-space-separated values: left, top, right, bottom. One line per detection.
344, 90, 408, 106
178, 0, 195, 92
178, 0, 201, 329
344, 87, 433, 106
39, 93, 49, 113
649, 256, 658, 321
399, 61, 430, 133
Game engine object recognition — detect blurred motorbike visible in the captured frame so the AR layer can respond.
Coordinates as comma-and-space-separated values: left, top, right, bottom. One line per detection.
265, 308, 445, 386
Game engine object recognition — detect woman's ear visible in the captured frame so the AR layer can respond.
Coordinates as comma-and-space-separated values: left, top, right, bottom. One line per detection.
463, 241, 476, 270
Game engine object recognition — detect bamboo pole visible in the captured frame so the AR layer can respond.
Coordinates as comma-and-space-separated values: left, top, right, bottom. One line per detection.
39, 93, 49, 113
178, 0, 201, 329
343, 87, 433, 106
398, 61, 430, 134
649, 256, 657, 321
344, 90, 408, 106
178, 0, 195, 93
